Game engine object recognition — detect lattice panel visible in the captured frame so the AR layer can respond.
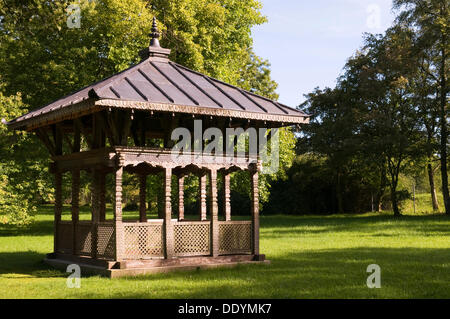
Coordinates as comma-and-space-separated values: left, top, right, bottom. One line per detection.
219, 222, 252, 255
97, 223, 115, 259
56, 222, 73, 254
124, 223, 164, 259
76, 223, 93, 256
174, 223, 210, 256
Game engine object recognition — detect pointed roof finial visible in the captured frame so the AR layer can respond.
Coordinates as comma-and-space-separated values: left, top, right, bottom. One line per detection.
150, 17, 160, 47
139, 16, 171, 60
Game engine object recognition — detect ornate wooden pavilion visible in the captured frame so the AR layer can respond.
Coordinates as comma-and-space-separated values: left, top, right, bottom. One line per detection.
7, 19, 309, 277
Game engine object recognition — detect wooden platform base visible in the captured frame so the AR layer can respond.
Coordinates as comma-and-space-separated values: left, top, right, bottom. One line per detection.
44, 254, 269, 278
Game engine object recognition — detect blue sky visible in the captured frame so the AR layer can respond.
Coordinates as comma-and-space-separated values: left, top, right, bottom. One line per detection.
252, 0, 396, 107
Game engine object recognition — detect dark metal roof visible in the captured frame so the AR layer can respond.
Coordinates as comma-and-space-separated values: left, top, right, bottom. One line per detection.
8, 19, 308, 130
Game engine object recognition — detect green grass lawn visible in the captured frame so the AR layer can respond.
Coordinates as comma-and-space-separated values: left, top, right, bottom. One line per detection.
0, 205, 449, 299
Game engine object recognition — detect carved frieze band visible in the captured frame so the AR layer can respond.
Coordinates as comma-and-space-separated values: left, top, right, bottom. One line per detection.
11, 97, 309, 131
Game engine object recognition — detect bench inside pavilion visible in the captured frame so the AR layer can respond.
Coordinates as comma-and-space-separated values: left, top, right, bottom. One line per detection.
7, 19, 309, 277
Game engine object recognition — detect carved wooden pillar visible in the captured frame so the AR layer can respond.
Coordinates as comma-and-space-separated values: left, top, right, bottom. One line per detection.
91, 169, 101, 259
199, 173, 207, 221
178, 175, 185, 221
99, 171, 106, 222
71, 169, 80, 255
209, 169, 219, 257
251, 168, 260, 256
139, 174, 147, 222
223, 171, 231, 221
53, 124, 63, 254
71, 121, 81, 255
114, 163, 124, 261
163, 167, 174, 259
54, 172, 62, 254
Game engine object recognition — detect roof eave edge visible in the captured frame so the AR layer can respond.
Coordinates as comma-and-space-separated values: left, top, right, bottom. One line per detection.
7, 98, 98, 131
95, 99, 309, 125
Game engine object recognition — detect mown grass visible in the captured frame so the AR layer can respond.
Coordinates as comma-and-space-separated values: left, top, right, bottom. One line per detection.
402, 192, 445, 215
0, 205, 448, 299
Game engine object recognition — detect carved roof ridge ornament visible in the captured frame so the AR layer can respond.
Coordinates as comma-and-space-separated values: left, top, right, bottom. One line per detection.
139, 17, 171, 60
150, 17, 160, 48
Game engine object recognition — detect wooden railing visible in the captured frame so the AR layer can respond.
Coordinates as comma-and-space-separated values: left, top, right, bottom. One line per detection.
123, 221, 164, 259
55, 221, 115, 260
56, 219, 253, 260
218, 221, 252, 255
173, 221, 211, 257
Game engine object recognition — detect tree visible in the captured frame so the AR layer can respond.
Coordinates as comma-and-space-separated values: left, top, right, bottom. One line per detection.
355, 28, 422, 216
0, 0, 268, 108
393, 0, 450, 215
299, 27, 423, 216
299, 87, 362, 214
410, 49, 441, 211
0, 88, 37, 225
0, 0, 288, 218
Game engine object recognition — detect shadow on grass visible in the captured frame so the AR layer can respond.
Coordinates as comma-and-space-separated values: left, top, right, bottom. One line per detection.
74, 247, 449, 299
0, 251, 65, 278
0, 220, 55, 237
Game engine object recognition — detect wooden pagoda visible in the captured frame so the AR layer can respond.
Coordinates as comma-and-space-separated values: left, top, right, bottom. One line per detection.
7, 18, 309, 277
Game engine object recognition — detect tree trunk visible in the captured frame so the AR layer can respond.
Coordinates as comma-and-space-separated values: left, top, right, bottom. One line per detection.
336, 170, 344, 214
439, 21, 449, 215
390, 185, 401, 217
427, 162, 440, 212
389, 162, 401, 217
376, 163, 387, 213
439, 55, 449, 215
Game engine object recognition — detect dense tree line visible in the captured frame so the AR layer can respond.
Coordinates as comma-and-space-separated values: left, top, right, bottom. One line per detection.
265, 0, 449, 216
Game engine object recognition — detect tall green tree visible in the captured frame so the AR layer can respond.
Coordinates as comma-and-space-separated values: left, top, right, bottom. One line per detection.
350, 28, 422, 216
299, 87, 362, 214
410, 49, 441, 211
0, 88, 39, 225
0, 0, 269, 108
300, 27, 423, 216
0, 0, 288, 218
393, 0, 450, 214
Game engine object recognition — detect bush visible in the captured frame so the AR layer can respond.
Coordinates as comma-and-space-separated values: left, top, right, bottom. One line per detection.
123, 202, 139, 211
0, 175, 35, 226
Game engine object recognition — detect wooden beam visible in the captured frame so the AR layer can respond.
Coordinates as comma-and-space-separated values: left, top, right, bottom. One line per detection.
139, 174, 147, 222
74, 118, 93, 150
131, 121, 140, 147
54, 172, 63, 253
120, 110, 133, 146
99, 172, 106, 222
163, 167, 174, 259
92, 113, 106, 149
251, 169, 259, 256
140, 116, 147, 147
223, 171, 231, 221
162, 114, 180, 148
91, 169, 101, 259
105, 110, 120, 146
72, 121, 81, 153
35, 128, 56, 156
114, 164, 124, 261
63, 134, 73, 152
178, 175, 185, 221
209, 169, 219, 257
52, 124, 63, 156
199, 173, 207, 221
71, 169, 80, 254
